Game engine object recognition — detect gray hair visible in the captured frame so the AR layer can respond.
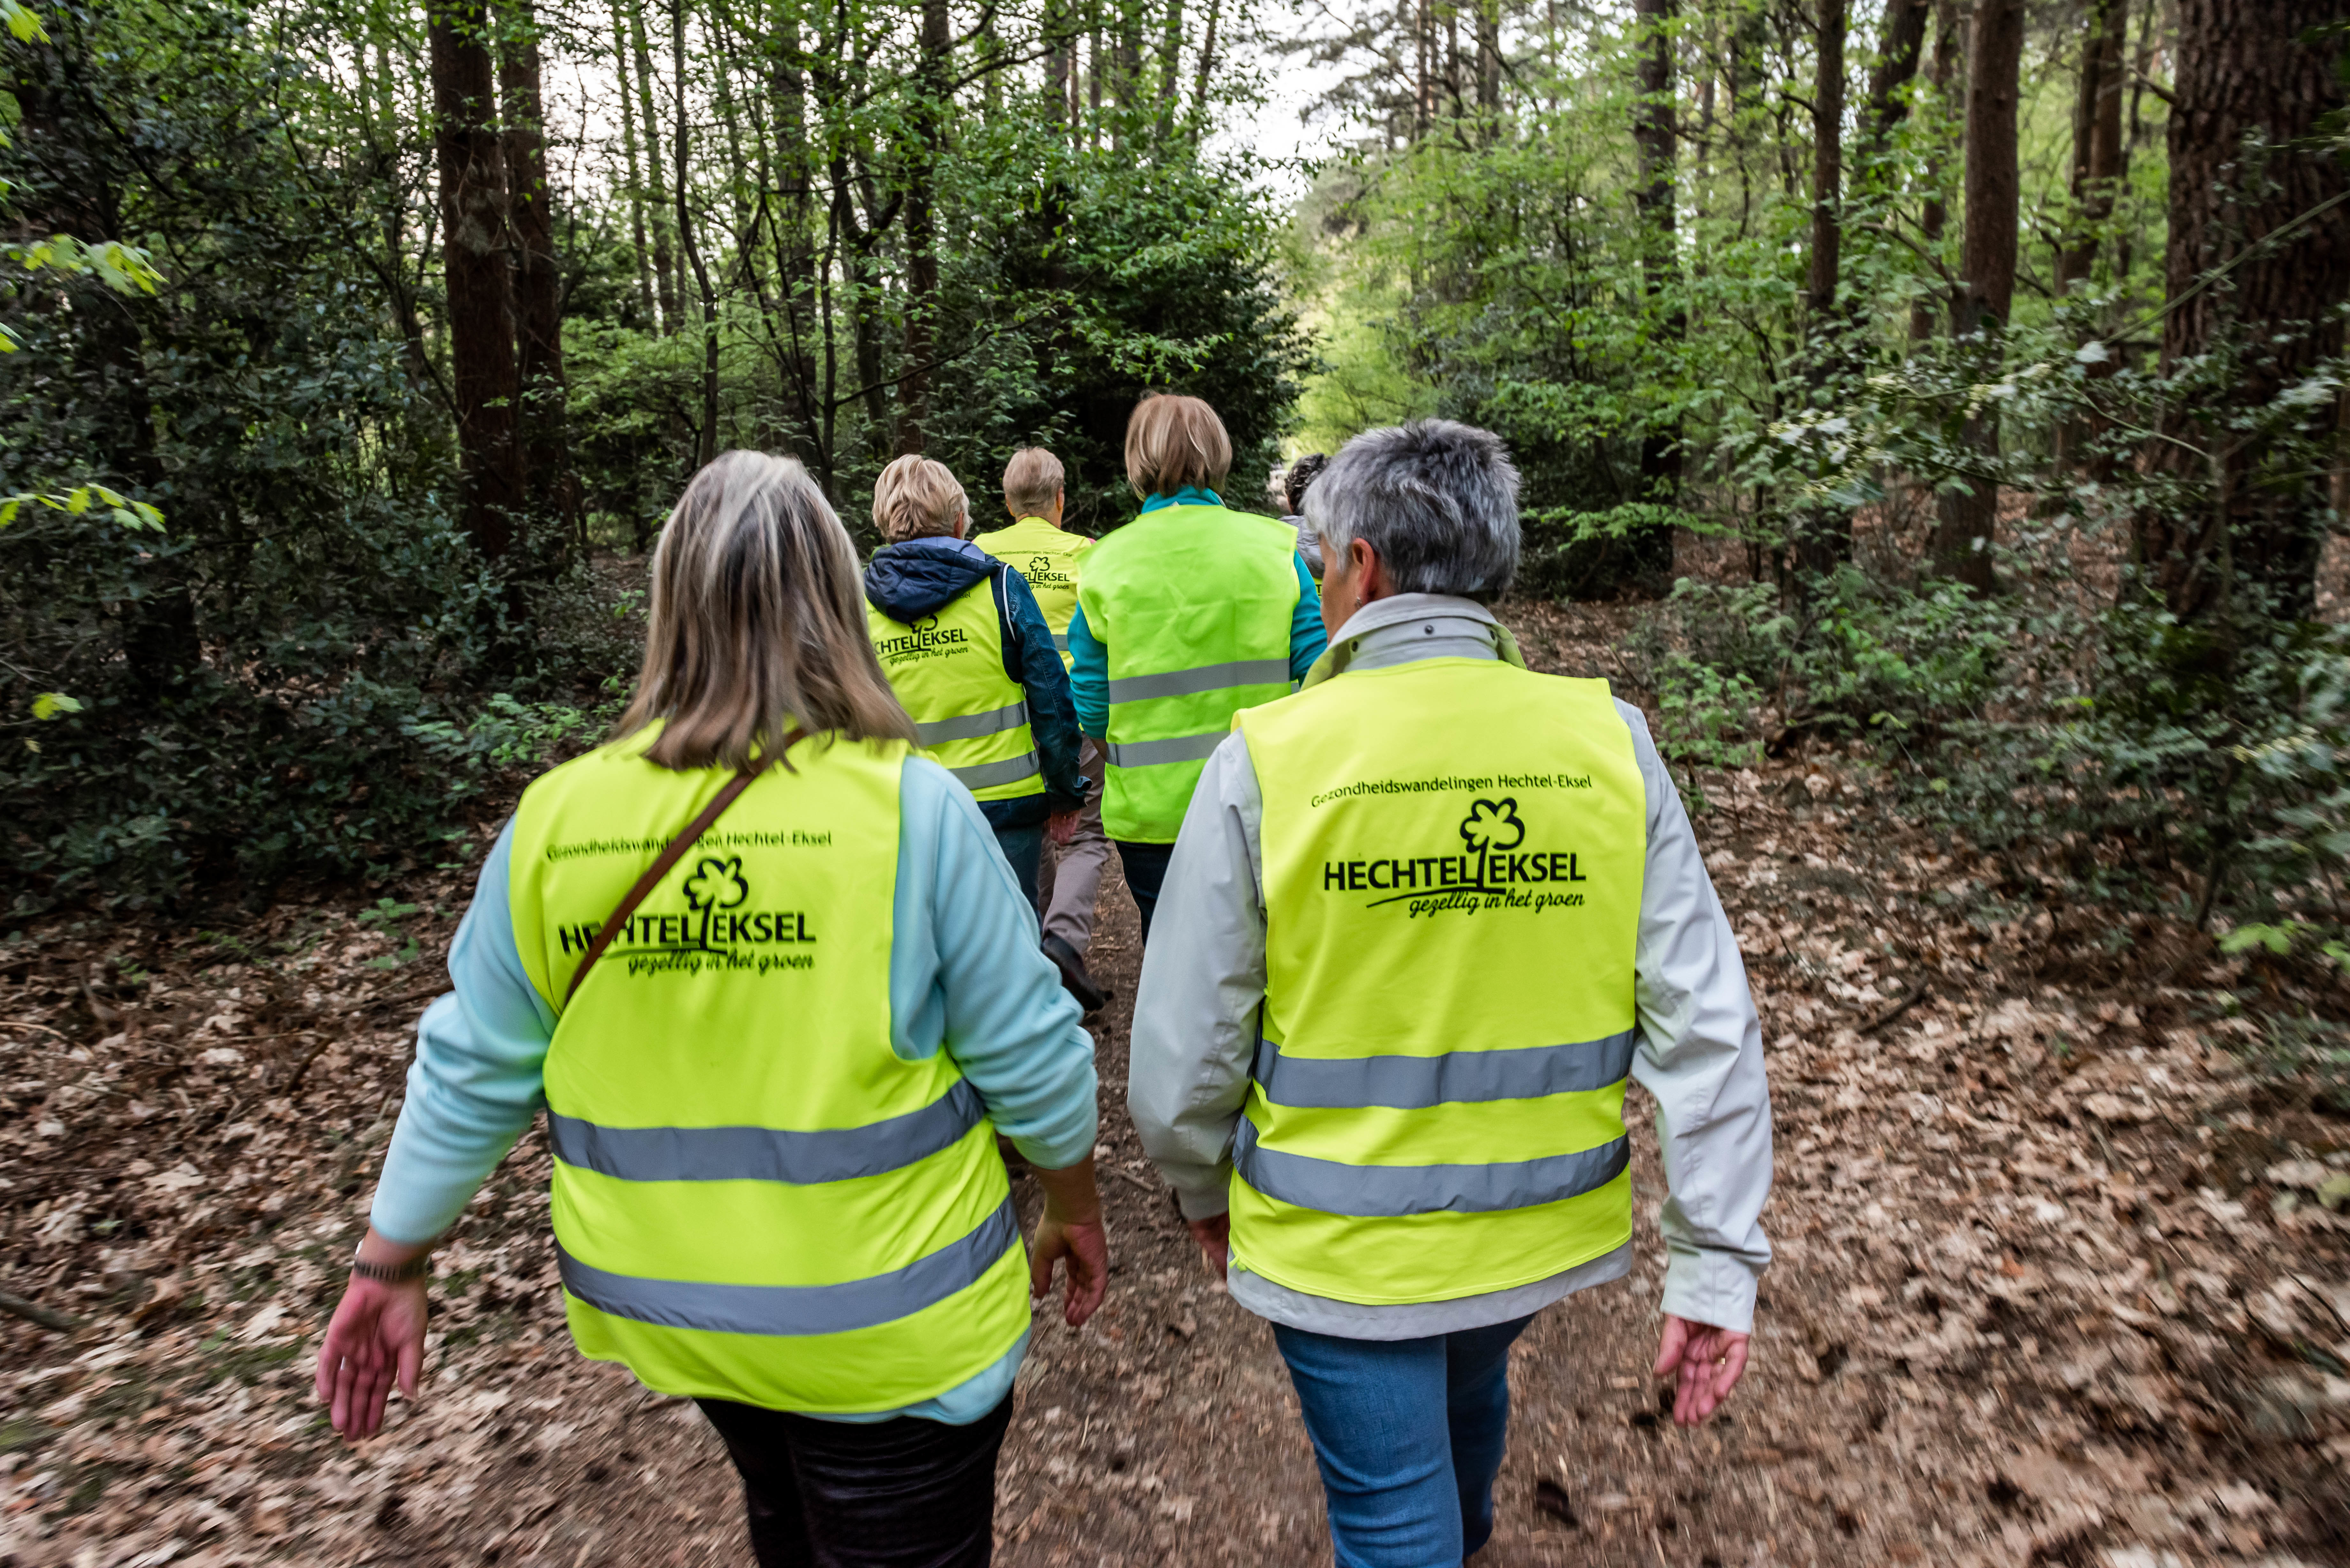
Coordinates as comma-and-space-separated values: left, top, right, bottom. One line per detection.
1302, 421, 1521, 603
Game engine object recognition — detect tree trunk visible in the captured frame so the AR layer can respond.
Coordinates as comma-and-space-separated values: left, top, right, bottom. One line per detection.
427, 0, 521, 564
672, 0, 719, 466
768, 3, 820, 453
2131, 0, 2350, 625
2056, 0, 2128, 294
1794, 0, 1850, 583
1156, 0, 1183, 139
1475, 0, 1500, 124
1928, 0, 2021, 591
1857, 0, 1929, 175
1631, 0, 1681, 554
499, 0, 573, 547
1192, 0, 1221, 110
609, 0, 657, 327
898, 0, 950, 455
1907, 0, 1958, 344
630, 1, 680, 334
1048, 0, 1073, 131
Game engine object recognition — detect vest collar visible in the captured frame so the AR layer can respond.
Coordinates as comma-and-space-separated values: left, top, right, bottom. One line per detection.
1140, 487, 1223, 513
1301, 593, 1528, 690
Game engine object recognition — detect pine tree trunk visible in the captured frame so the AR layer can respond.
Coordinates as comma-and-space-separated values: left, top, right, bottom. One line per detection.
2131, 0, 2350, 625
672, 0, 719, 466
499, 0, 573, 546
609, 1, 656, 328
2056, 0, 2127, 294
1857, 0, 1929, 176
1192, 0, 1221, 110
630, 2, 681, 334
1794, 0, 1850, 583
1907, 1, 1958, 344
769, 4, 820, 452
1927, 0, 2021, 591
427, 0, 521, 564
898, 0, 950, 455
1630, 0, 1680, 584
1156, 0, 1182, 139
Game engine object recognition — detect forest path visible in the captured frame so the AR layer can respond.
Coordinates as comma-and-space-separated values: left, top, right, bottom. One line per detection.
4, 601, 2346, 1568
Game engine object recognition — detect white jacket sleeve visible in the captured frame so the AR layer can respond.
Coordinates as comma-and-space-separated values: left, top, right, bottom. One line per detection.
1127, 732, 1267, 1220
1619, 702, 1775, 1334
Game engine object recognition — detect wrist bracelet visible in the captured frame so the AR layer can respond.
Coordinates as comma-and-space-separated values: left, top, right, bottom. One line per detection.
350, 1252, 431, 1284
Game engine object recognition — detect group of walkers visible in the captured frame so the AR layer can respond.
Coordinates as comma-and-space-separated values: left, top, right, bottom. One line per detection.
315, 395, 1775, 1568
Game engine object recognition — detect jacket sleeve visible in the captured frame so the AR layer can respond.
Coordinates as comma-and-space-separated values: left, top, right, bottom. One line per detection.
1287, 555, 1329, 681
1001, 567, 1085, 811
370, 818, 556, 1244
1128, 731, 1265, 1218
1067, 600, 1109, 739
1619, 701, 1775, 1335
898, 758, 1099, 1168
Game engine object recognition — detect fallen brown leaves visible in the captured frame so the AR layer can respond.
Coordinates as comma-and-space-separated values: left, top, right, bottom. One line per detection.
1, 597, 2346, 1567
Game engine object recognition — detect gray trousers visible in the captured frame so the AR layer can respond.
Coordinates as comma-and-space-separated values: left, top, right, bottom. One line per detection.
1035, 738, 1110, 954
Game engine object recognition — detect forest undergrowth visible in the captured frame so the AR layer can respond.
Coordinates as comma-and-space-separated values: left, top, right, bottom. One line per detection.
4, 588, 2350, 1568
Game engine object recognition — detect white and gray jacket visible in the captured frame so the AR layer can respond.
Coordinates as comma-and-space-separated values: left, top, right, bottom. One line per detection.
1127, 592, 1774, 1341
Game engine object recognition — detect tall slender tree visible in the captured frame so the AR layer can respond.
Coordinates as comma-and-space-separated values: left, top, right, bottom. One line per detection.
499, 0, 573, 543
898, 0, 951, 453
673, 0, 719, 463
2055, 0, 2128, 295
609, 0, 657, 326
1928, 0, 2022, 591
630, 0, 681, 333
1630, 0, 1680, 511
427, 0, 521, 564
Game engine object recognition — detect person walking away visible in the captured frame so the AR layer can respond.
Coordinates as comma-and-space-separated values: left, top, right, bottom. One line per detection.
1068, 394, 1327, 941
973, 447, 1114, 1013
1280, 452, 1330, 580
1128, 421, 1772, 1567
315, 452, 1108, 1568
864, 453, 1087, 914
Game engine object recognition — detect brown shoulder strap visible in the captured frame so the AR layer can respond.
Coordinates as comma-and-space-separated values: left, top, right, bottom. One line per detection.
561, 729, 804, 1007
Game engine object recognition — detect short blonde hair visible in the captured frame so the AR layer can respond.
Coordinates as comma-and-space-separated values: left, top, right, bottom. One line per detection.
1125, 395, 1233, 497
872, 454, 968, 542
617, 451, 915, 771
1003, 448, 1065, 517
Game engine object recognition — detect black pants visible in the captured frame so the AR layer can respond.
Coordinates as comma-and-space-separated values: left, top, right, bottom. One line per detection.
1114, 839, 1176, 944
696, 1393, 1014, 1568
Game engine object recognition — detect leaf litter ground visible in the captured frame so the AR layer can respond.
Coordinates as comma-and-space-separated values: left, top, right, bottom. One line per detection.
5, 600, 2350, 1568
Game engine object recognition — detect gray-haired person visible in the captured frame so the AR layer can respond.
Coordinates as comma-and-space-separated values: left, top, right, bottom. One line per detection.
1127, 420, 1773, 1566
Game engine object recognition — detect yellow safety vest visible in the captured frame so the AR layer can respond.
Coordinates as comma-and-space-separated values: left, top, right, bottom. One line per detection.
506, 727, 1030, 1411
1076, 503, 1300, 843
972, 516, 1092, 671
1230, 658, 1647, 1304
866, 576, 1043, 802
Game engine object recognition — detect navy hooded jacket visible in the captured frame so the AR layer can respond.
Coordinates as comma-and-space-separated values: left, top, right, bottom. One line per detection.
863, 534, 1086, 829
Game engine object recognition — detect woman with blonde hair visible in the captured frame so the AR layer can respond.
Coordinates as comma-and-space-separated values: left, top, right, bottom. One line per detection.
315, 451, 1107, 1568
1065, 394, 1328, 939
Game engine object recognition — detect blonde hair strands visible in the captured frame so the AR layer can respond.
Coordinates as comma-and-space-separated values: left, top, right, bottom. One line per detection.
1002, 448, 1065, 517
618, 451, 915, 771
872, 454, 969, 542
1124, 394, 1233, 497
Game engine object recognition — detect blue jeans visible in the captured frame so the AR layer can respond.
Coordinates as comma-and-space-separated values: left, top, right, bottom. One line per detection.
1273, 1315, 1533, 1568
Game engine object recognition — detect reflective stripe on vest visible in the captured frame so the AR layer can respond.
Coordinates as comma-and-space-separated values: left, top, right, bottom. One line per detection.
1250, 1031, 1639, 1109
1232, 1116, 1630, 1217
555, 1196, 1019, 1337
1228, 657, 1647, 1307
506, 729, 1031, 1412
866, 577, 1043, 803
549, 1079, 986, 1184
1075, 504, 1302, 843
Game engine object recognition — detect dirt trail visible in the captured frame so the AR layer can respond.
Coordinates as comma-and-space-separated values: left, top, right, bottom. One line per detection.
5, 601, 2349, 1568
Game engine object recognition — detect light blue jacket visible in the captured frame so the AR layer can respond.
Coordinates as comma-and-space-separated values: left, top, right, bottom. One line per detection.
369, 754, 1099, 1425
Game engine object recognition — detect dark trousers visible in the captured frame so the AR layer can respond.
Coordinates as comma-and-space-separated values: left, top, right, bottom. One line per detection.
1114, 839, 1176, 944
696, 1393, 1015, 1568
992, 823, 1043, 920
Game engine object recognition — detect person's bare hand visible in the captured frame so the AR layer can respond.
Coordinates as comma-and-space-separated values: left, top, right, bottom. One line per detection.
1027, 1154, 1108, 1327
1187, 1213, 1230, 1279
1029, 1210, 1108, 1327
1048, 810, 1080, 847
314, 1274, 428, 1441
1652, 1314, 1749, 1426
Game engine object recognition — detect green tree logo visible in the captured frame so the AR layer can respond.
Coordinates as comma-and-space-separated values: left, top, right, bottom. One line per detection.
1459, 798, 1525, 853
682, 855, 749, 912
